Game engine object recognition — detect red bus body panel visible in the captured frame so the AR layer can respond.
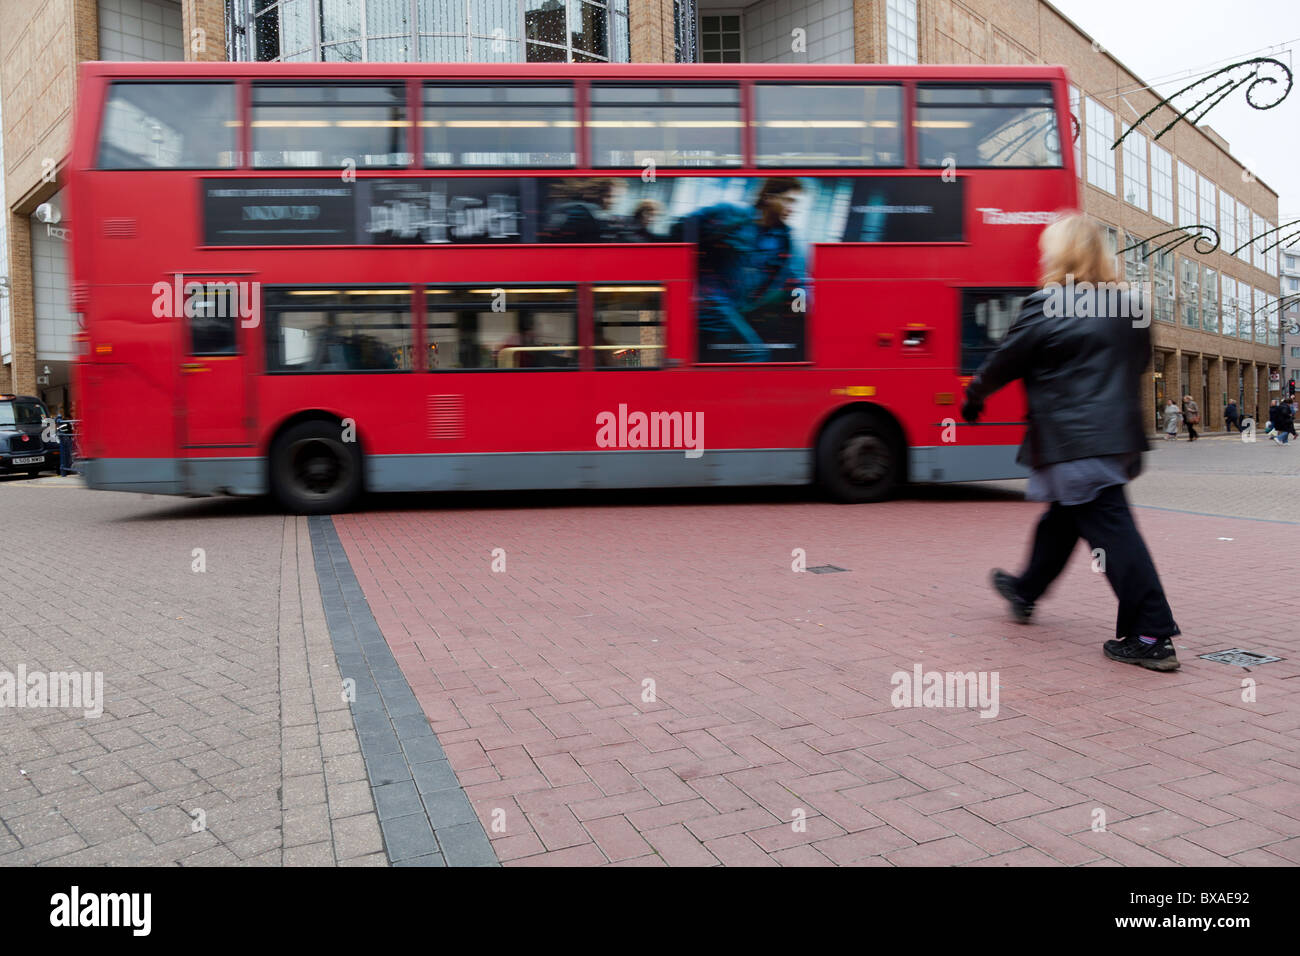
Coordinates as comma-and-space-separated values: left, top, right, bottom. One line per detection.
68, 62, 1078, 498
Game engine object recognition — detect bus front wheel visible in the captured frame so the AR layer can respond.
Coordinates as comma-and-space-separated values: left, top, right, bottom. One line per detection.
270, 420, 362, 514
816, 411, 903, 503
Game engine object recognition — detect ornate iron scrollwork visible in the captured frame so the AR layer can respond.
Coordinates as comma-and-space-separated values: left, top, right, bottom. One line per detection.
1112, 57, 1292, 151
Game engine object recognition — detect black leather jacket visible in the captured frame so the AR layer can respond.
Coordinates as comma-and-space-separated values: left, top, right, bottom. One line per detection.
964, 288, 1151, 468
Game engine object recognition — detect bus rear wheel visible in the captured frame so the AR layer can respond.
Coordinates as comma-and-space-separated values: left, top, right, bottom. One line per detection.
816, 411, 903, 503
270, 420, 361, 515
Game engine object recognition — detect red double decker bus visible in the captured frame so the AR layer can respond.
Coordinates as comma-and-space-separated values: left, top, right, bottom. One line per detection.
69, 61, 1076, 513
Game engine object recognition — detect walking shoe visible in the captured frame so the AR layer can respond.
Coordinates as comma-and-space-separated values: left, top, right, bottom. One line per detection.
1103, 635, 1180, 671
991, 569, 1033, 623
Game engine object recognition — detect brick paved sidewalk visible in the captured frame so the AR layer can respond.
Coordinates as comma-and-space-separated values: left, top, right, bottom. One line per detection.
333, 496, 1300, 866
0, 486, 383, 866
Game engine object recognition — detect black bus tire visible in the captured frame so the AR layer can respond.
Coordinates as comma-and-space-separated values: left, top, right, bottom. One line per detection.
816, 411, 904, 503
269, 420, 362, 515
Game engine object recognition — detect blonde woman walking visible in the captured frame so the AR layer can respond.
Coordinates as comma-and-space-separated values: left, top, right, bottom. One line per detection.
962, 213, 1181, 671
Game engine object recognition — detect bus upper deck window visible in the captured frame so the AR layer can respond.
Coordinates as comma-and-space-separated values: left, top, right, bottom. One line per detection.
97, 82, 238, 169
915, 84, 1061, 169
423, 84, 576, 167
754, 84, 903, 167
252, 84, 412, 169
589, 84, 742, 168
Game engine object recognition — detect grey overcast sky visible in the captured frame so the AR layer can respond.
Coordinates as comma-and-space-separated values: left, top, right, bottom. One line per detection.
1049, 0, 1300, 228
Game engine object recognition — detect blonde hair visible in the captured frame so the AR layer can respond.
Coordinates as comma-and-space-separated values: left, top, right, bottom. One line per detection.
1039, 213, 1120, 287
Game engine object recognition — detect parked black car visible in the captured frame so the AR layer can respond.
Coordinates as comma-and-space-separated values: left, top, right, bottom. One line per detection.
0, 395, 55, 477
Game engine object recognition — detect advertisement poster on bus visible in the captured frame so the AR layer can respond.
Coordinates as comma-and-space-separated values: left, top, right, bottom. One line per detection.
202, 174, 962, 362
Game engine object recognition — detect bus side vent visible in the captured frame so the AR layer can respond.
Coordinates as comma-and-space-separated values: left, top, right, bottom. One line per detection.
102, 218, 136, 238
427, 394, 465, 440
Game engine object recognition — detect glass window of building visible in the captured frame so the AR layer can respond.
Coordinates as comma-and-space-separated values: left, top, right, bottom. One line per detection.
229, 0, 630, 63
1255, 288, 1269, 343
1199, 177, 1216, 233
756, 84, 903, 167
252, 84, 411, 167
589, 84, 742, 167
1068, 85, 1082, 176
1176, 161, 1197, 227
1085, 98, 1115, 193
1179, 257, 1199, 327
98, 83, 238, 168
886, 0, 918, 65
699, 13, 741, 62
1101, 223, 1119, 272
1267, 295, 1280, 346
1221, 278, 1237, 336
1123, 232, 1149, 316
425, 286, 579, 369
1150, 144, 1173, 222
1153, 246, 1174, 322
1237, 284, 1251, 339
1287, 254, 1298, 271
1201, 266, 1218, 333
916, 85, 1060, 168
264, 289, 415, 372
423, 84, 576, 166
1221, 193, 1237, 254
1236, 204, 1252, 262
1121, 134, 1147, 210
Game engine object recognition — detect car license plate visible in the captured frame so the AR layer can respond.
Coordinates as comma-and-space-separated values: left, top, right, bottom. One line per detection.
12, 456, 44, 465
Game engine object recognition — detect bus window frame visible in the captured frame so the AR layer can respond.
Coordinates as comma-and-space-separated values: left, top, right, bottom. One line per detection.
914, 82, 1065, 171
419, 81, 579, 171
750, 80, 908, 170
95, 79, 241, 172
586, 81, 745, 170
261, 284, 419, 375
250, 79, 415, 171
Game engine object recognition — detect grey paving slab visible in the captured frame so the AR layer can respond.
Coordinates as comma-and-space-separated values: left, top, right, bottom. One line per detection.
308, 516, 498, 867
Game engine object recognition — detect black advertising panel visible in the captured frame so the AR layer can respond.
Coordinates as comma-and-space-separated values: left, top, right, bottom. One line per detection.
841, 177, 965, 243
202, 179, 356, 245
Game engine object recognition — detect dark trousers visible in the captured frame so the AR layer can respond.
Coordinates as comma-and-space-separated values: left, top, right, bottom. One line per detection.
1185, 420, 1198, 440
1013, 484, 1180, 640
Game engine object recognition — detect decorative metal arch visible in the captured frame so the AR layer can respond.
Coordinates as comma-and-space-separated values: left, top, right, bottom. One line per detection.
1112, 57, 1292, 151
1119, 225, 1220, 258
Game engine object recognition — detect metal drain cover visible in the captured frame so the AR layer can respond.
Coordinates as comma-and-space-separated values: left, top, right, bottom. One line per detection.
1198, 649, 1283, 667
807, 565, 849, 574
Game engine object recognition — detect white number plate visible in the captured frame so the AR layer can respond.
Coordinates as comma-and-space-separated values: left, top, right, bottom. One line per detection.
12, 456, 45, 465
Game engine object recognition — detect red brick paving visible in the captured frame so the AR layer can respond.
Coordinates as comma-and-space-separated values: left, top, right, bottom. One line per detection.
333, 496, 1300, 866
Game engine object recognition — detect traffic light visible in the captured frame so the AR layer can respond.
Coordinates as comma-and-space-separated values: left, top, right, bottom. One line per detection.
1290, 378, 1296, 397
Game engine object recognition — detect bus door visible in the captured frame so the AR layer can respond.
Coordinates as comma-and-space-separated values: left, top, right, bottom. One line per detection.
178, 276, 257, 447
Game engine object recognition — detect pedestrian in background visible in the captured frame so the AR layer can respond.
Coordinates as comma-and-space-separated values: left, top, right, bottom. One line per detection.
1224, 399, 1240, 432
1270, 398, 1295, 445
1181, 394, 1199, 442
962, 213, 1181, 671
1163, 399, 1181, 440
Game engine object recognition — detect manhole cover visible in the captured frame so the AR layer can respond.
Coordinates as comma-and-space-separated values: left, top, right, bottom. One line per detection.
807, 565, 849, 574
1198, 649, 1283, 667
